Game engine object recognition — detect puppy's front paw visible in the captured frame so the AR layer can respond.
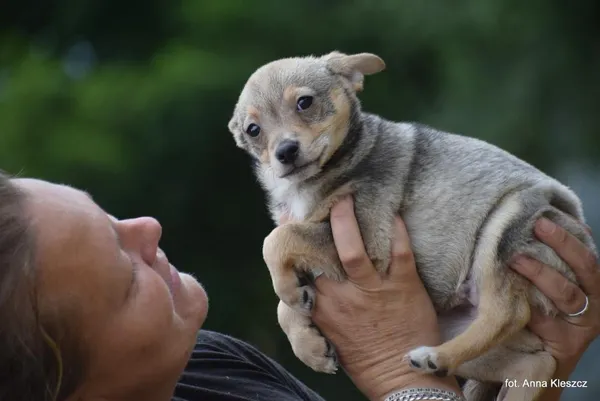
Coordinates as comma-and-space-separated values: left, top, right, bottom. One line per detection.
283, 284, 316, 316
278, 300, 337, 374
405, 346, 449, 377
268, 269, 317, 316
291, 324, 338, 374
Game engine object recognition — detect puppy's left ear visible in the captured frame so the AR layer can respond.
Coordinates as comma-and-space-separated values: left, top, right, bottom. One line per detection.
323, 51, 386, 92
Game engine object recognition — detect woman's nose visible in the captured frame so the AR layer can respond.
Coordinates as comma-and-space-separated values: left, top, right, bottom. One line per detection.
117, 217, 162, 265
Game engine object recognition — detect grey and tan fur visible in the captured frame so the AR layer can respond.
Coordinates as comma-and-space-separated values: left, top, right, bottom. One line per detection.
227, 51, 598, 401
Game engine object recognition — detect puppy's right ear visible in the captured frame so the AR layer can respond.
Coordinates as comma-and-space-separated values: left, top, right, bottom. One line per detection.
323, 51, 386, 92
227, 115, 238, 133
227, 116, 245, 148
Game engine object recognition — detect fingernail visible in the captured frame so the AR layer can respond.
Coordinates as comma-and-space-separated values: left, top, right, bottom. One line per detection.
537, 218, 556, 235
510, 255, 530, 271
339, 195, 352, 208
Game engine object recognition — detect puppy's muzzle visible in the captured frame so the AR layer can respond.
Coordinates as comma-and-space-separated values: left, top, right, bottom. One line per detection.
275, 140, 300, 164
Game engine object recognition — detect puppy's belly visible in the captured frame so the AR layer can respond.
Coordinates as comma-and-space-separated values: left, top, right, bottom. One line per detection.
438, 305, 478, 343
438, 277, 479, 342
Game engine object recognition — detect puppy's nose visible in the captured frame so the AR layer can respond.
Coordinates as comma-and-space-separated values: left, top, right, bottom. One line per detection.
275, 140, 300, 164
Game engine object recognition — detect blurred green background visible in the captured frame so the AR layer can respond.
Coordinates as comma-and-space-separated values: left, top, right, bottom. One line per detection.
2, 1, 599, 399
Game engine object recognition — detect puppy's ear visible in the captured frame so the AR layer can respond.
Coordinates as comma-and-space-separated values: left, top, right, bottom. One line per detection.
227, 116, 245, 148
323, 51, 385, 92
227, 115, 238, 133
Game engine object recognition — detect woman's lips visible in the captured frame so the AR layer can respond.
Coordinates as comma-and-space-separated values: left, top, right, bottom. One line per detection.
155, 248, 181, 296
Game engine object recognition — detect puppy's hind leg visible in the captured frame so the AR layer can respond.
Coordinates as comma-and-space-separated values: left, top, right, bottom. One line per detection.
277, 300, 338, 374
462, 380, 500, 401
406, 193, 532, 376
494, 351, 556, 401
407, 272, 530, 376
456, 340, 556, 401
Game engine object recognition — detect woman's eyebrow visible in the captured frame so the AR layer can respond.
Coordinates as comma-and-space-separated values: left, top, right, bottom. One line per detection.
79, 189, 120, 238
76, 187, 123, 250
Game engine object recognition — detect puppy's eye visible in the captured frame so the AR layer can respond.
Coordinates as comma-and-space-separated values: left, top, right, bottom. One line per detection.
246, 123, 261, 137
297, 96, 313, 111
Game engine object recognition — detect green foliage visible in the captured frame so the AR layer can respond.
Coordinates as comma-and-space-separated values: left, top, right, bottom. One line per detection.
1, 1, 599, 399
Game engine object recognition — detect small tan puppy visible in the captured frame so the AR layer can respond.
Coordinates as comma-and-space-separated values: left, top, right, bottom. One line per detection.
227, 51, 597, 401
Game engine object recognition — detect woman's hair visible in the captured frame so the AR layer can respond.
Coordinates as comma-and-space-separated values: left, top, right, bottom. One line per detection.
0, 171, 84, 401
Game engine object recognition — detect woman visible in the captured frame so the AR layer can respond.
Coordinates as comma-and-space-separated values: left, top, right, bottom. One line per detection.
0, 170, 598, 401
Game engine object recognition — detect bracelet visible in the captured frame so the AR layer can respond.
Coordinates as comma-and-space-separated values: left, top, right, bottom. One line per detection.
384, 387, 465, 401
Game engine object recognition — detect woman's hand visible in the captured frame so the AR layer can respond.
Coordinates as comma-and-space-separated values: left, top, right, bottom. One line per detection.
309, 197, 461, 401
510, 218, 600, 401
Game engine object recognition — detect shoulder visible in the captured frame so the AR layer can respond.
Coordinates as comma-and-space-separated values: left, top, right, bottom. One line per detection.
173, 330, 325, 401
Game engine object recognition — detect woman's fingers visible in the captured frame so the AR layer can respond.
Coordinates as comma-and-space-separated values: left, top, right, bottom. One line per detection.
387, 216, 418, 282
511, 256, 589, 317
527, 305, 558, 335
534, 218, 600, 296
329, 197, 380, 288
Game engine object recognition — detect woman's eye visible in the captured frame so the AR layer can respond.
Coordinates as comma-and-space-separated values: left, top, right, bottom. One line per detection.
246, 123, 261, 137
126, 253, 141, 296
297, 96, 313, 111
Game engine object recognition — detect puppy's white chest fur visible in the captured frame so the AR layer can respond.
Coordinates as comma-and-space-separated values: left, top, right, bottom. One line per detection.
264, 174, 315, 221
285, 190, 312, 220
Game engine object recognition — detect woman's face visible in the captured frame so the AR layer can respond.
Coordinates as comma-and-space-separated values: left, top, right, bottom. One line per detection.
15, 178, 208, 400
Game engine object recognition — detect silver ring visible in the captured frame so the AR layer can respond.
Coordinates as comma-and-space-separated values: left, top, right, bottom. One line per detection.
567, 294, 589, 317
312, 270, 324, 280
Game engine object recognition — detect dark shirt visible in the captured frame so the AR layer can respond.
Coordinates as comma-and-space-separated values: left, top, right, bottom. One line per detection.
172, 330, 326, 401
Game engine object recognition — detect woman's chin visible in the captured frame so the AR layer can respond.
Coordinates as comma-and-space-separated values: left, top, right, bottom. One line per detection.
180, 273, 209, 328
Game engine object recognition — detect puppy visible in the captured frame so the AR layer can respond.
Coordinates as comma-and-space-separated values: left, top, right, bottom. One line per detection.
227, 51, 597, 401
